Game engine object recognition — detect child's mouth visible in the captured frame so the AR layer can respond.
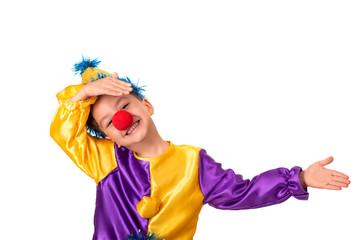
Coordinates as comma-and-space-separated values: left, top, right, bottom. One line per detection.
125, 120, 140, 136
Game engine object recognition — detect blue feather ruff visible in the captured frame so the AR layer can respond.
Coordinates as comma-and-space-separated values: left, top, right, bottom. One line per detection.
73, 56, 101, 75
86, 127, 106, 139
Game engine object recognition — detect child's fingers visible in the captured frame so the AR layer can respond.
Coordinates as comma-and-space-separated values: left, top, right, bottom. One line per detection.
332, 176, 351, 185
113, 82, 133, 92
107, 77, 133, 90
319, 156, 334, 166
325, 184, 342, 190
106, 81, 132, 93
103, 83, 131, 95
101, 77, 132, 93
329, 180, 349, 188
112, 72, 119, 79
109, 73, 131, 86
102, 87, 128, 96
332, 170, 349, 179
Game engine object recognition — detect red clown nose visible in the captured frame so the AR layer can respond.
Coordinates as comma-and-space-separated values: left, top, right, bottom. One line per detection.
112, 110, 134, 131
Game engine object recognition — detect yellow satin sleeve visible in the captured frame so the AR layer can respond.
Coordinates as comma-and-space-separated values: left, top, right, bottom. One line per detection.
50, 84, 116, 184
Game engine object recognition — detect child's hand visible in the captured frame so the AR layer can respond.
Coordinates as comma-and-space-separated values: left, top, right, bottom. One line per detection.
299, 156, 350, 190
68, 73, 133, 102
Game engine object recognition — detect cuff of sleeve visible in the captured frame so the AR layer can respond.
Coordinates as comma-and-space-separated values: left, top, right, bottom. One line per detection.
56, 85, 97, 111
288, 166, 309, 200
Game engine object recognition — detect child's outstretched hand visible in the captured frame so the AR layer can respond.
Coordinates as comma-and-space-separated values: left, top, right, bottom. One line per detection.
299, 156, 350, 190
68, 72, 133, 102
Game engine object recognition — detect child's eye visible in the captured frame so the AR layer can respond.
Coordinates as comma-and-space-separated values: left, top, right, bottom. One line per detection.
107, 120, 113, 128
122, 103, 129, 110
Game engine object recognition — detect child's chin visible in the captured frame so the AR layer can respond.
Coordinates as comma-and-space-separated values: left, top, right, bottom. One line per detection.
124, 130, 147, 144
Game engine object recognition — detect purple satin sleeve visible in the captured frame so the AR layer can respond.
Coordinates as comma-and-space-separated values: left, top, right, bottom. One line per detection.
198, 149, 309, 210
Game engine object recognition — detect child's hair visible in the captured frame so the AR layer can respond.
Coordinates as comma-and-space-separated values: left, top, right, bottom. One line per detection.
72, 56, 146, 138
87, 110, 106, 138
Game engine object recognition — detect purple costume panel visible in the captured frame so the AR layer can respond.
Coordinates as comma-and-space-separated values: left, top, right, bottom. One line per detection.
198, 149, 308, 210
93, 146, 151, 240
92, 146, 308, 239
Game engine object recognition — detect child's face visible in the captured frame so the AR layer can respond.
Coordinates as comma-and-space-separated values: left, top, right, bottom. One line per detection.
91, 94, 155, 148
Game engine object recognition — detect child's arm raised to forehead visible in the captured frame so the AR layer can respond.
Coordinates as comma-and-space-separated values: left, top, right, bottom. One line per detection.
50, 84, 115, 183
50, 73, 133, 183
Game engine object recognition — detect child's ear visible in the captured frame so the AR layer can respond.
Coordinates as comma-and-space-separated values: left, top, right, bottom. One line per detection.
142, 98, 154, 116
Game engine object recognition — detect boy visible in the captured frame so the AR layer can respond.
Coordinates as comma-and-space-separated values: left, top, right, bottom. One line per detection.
50, 57, 350, 240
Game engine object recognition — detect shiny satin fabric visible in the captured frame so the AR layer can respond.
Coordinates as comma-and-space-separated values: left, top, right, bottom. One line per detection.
50, 84, 117, 184
93, 143, 308, 240
134, 143, 204, 239
198, 149, 309, 210
94, 143, 206, 239
51, 85, 309, 239
93, 146, 151, 239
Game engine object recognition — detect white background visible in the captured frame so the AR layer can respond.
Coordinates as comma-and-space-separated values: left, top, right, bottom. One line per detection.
0, 0, 359, 239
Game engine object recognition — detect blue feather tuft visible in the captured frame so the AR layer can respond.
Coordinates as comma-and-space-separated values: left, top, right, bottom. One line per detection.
120, 76, 146, 100
124, 230, 163, 240
90, 71, 111, 81
73, 56, 101, 75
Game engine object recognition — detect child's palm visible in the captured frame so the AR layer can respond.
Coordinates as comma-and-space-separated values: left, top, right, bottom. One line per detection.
303, 157, 350, 190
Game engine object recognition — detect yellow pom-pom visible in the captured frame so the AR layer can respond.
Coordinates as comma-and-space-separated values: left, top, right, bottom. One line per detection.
136, 196, 160, 219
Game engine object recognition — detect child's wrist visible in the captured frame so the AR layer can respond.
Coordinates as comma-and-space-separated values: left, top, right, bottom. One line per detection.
299, 170, 308, 188
68, 86, 90, 103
